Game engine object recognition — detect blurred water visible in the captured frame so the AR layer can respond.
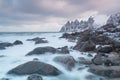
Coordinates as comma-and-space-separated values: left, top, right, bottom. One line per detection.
0, 32, 115, 80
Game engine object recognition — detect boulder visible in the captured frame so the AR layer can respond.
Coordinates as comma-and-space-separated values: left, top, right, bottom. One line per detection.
58, 46, 69, 54
0, 46, 6, 50
89, 65, 120, 78
8, 61, 61, 76
0, 42, 13, 47
78, 57, 92, 65
0, 78, 10, 80
74, 40, 96, 52
92, 53, 107, 65
96, 45, 113, 53
53, 56, 76, 71
35, 39, 48, 44
27, 74, 43, 80
0, 42, 13, 50
27, 37, 48, 44
92, 53, 120, 66
27, 37, 45, 41
13, 40, 23, 45
26, 47, 58, 56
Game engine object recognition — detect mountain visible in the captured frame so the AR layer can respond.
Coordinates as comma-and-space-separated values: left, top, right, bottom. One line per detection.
60, 17, 94, 32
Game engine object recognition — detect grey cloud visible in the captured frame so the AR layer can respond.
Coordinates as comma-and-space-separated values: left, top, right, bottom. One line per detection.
0, 0, 120, 26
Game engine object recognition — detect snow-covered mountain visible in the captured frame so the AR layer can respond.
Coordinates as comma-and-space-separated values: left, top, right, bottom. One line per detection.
60, 17, 94, 32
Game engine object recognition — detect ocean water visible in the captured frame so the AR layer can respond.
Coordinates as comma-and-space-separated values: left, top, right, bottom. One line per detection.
0, 32, 113, 80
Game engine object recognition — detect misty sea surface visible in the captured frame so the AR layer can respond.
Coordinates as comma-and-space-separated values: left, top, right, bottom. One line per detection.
0, 32, 119, 80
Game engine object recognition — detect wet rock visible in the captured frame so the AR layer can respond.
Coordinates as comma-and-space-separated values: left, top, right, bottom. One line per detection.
0, 42, 13, 47
87, 54, 93, 57
60, 32, 80, 42
58, 46, 69, 54
74, 40, 96, 52
8, 61, 61, 76
33, 58, 39, 61
89, 65, 120, 78
78, 57, 92, 65
27, 74, 43, 80
26, 47, 58, 56
92, 35, 114, 45
0, 55, 5, 57
27, 37, 48, 44
0, 42, 13, 50
13, 40, 23, 45
0, 78, 10, 80
85, 75, 96, 80
53, 56, 76, 71
27, 37, 45, 41
78, 66, 88, 70
92, 53, 120, 66
92, 53, 107, 65
96, 45, 113, 53
0, 46, 5, 50
35, 39, 48, 44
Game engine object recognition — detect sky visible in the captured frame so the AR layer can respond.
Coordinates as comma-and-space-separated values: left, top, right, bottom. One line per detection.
0, 0, 120, 32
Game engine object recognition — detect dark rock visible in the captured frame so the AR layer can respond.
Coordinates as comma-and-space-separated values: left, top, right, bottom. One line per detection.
74, 40, 96, 52
13, 40, 23, 45
0, 42, 13, 50
27, 37, 45, 41
0, 46, 6, 50
92, 53, 107, 65
85, 75, 96, 80
91, 35, 114, 45
78, 57, 92, 65
35, 39, 48, 44
27, 74, 43, 80
0, 78, 10, 80
97, 45, 113, 53
53, 56, 76, 71
8, 61, 61, 76
92, 53, 120, 66
33, 58, 39, 61
58, 46, 69, 54
26, 47, 58, 56
27, 37, 48, 44
89, 65, 120, 78
0, 42, 13, 47
0, 55, 5, 57
87, 54, 93, 57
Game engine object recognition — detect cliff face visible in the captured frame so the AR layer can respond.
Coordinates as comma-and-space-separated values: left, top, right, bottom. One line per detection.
60, 17, 94, 32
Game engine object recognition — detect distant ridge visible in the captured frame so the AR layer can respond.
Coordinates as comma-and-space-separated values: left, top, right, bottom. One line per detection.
60, 17, 94, 32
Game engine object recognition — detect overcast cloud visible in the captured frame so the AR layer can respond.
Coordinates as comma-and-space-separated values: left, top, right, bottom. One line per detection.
0, 0, 120, 32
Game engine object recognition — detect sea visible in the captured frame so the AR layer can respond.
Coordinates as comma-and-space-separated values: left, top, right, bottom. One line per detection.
0, 32, 119, 80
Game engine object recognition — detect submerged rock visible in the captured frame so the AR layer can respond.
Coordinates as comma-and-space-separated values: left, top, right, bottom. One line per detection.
8, 61, 61, 76
27, 37, 48, 44
0, 42, 13, 47
27, 74, 43, 80
53, 56, 76, 71
26, 46, 58, 56
13, 40, 23, 45
0, 46, 6, 50
58, 46, 69, 54
0, 78, 10, 80
0, 42, 13, 50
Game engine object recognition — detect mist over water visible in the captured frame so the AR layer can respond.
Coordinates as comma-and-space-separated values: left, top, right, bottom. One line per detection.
0, 32, 105, 80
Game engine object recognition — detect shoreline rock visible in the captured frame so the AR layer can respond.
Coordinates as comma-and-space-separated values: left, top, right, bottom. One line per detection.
8, 61, 62, 76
